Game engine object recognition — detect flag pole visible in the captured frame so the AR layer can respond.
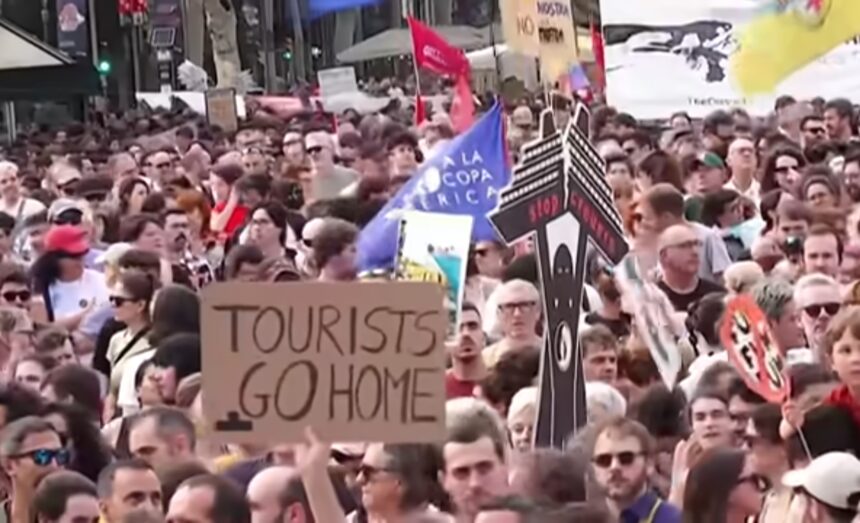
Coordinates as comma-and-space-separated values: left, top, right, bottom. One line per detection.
408, 17, 424, 124
489, 0, 501, 90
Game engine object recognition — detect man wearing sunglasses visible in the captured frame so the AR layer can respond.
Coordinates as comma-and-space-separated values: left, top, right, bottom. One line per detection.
590, 417, 681, 523
141, 150, 173, 189
794, 273, 842, 363
0, 417, 69, 522
304, 131, 358, 201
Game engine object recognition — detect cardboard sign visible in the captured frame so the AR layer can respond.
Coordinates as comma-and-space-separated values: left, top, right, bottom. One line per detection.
488, 105, 628, 451
394, 211, 473, 339
317, 67, 358, 100
205, 88, 238, 133
201, 282, 447, 443
615, 256, 683, 390
720, 294, 789, 403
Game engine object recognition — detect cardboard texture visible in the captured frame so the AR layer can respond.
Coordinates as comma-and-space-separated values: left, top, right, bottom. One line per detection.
205, 88, 238, 133
488, 104, 628, 450
201, 282, 447, 444
720, 294, 789, 404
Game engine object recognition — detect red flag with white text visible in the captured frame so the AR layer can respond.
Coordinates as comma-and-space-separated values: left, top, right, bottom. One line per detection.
408, 17, 470, 77
450, 74, 475, 133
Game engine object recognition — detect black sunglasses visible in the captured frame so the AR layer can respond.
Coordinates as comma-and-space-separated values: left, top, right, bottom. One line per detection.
357, 464, 395, 481
109, 295, 134, 307
802, 302, 840, 318
592, 451, 644, 468
12, 448, 70, 467
306, 146, 324, 155
2, 290, 31, 302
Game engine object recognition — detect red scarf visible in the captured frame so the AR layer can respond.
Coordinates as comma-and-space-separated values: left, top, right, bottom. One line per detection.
826, 384, 860, 428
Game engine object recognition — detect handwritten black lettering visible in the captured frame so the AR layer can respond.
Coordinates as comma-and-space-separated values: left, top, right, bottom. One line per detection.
383, 367, 411, 422
392, 309, 415, 354
274, 361, 317, 421
329, 364, 354, 421
410, 367, 439, 423
287, 306, 313, 353
413, 310, 441, 357
362, 307, 388, 353
253, 306, 285, 354
238, 362, 268, 417
318, 305, 344, 355
355, 366, 382, 420
213, 305, 260, 353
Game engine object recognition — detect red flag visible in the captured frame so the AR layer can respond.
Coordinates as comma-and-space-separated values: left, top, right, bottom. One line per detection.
408, 17, 470, 77
590, 21, 606, 90
414, 91, 427, 126
450, 74, 475, 133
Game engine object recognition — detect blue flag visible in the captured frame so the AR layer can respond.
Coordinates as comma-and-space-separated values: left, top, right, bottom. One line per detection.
358, 103, 510, 271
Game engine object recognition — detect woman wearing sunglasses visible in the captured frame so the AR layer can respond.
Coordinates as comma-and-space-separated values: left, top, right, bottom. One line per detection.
105, 270, 156, 419
682, 448, 767, 523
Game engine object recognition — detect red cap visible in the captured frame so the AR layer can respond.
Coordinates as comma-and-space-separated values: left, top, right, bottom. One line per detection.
44, 225, 89, 255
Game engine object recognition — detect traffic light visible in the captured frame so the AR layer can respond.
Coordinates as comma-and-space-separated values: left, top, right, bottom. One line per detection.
97, 59, 112, 75
282, 50, 292, 60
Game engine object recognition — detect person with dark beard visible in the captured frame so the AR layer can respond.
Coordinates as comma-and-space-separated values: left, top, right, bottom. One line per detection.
445, 303, 486, 399
162, 207, 213, 290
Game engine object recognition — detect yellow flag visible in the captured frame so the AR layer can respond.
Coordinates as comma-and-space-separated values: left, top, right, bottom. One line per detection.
731, 0, 860, 94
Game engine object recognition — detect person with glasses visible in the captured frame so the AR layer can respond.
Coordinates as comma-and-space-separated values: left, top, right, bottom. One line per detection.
590, 416, 681, 523
795, 273, 841, 362
656, 224, 726, 313
0, 416, 69, 523
106, 270, 155, 416
41, 402, 113, 483
0, 266, 32, 312
682, 448, 767, 523
800, 114, 828, 151
482, 279, 542, 369
761, 147, 806, 197
47, 162, 83, 199
140, 150, 173, 189
304, 131, 358, 201
0, 161, 45, 222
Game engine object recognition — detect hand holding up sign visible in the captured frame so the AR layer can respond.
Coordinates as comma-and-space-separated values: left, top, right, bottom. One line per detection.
297, 426, 348, 523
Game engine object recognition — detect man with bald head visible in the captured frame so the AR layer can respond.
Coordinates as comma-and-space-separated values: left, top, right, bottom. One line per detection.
725, 138, 760, 204
483, 279, 543, 368
656, 224, 726, 312
247, 466, 295, 523
304, 131, 358, 200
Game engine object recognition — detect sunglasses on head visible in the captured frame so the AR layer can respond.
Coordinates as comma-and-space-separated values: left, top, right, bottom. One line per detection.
2, 290, 31, 302
13, 448, 70, 467
592, 451, 643, 469
802, 302, 840, 318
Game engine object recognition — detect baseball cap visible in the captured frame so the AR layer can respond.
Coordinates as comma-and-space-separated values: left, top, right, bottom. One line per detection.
47, 198, 86, 224
692, 151, 726, 170
782, 452, 860, 509
44, 225, 89, 255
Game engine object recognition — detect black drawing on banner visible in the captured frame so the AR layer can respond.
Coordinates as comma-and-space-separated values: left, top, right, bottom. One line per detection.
489, 103, 628, 450
604, 20, 736, 82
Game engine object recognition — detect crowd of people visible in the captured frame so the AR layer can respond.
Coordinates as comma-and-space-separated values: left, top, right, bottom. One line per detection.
0, 88, 856, 523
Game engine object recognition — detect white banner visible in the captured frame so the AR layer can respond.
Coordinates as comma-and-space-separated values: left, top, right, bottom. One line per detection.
600, 0, 860, 119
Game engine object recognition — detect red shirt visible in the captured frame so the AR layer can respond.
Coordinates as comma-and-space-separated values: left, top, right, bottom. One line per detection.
445, 370, 477, 399
826, 384, 860, 428
213, 201, 248, 237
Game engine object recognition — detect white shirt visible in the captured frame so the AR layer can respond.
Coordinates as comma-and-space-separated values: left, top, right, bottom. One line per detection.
48, 269, 109, 320
724, 178, 761, 205
0, 197, 45, 221
117, 349, 156, 415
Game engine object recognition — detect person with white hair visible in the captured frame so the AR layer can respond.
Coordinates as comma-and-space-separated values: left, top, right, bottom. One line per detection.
586, 382, 627, 424
482, 279, 543, 368
794, 273, 842, 362
0, 160, 46, 221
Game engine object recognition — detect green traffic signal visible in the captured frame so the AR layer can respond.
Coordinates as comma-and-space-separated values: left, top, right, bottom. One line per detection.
282, 51, 292, 60
97, 60, 112, 75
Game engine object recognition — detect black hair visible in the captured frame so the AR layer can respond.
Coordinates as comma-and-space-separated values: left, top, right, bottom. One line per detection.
249, 201, 290, 246
0, 212, 15, 237
42, 364, 102, 422
150, 333, 201, 385
117, 176, 151, 215
682, 448, 746, 523
119, 213, 164, 243
42, 402, 113, 482
32, 471, 97, 521
97, 458, 154, 498
224, 244, 265, 280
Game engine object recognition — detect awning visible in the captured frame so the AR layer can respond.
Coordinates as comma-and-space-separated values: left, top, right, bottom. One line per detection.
336, 25, 495, 63
0, 17, 100, 100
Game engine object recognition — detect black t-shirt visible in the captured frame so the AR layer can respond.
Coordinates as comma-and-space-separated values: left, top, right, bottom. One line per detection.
658, 278, 726, 313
